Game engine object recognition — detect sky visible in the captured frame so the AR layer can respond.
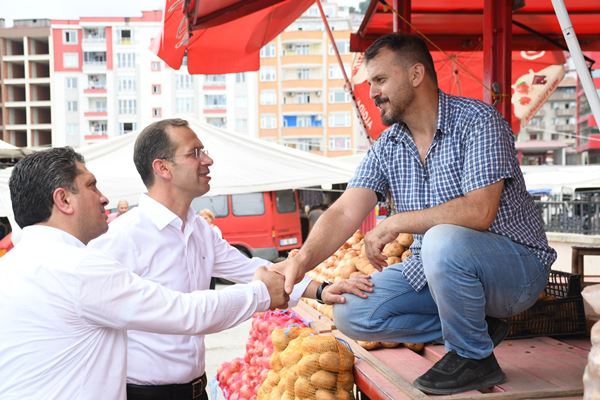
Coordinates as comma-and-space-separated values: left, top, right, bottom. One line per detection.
0, 0, 363, 24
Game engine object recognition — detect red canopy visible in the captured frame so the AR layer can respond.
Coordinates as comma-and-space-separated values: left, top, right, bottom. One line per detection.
351, 0, 600, 52
156, 0, 315, 74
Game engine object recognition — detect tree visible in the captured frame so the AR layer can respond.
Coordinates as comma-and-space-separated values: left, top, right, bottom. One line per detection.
359, 0, 370, 14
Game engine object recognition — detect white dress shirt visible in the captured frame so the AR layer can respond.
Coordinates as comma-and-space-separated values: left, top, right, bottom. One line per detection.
0, 225, 270, 400
89, 194, 309, 385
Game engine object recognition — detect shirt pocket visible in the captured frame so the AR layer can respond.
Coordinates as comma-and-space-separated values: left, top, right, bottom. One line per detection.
432, 161, 463, 204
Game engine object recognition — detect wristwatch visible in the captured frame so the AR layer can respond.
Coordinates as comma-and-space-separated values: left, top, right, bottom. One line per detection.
316, 281, 332, 304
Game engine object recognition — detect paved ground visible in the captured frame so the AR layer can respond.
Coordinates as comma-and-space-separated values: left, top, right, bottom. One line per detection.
204, 284, 253, 399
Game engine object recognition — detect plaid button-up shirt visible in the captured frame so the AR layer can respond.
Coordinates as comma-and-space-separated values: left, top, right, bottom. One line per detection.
348, 91, 557, 291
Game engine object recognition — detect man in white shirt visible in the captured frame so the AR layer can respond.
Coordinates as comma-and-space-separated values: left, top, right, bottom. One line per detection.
88, 118, 372, 400
0, 147, 289, 400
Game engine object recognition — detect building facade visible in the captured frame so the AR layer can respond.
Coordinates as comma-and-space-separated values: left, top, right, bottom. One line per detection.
576, 52, 600, 164
516, 77, 577, 165
257, 2, 361, 156
0, 19, 52, 147
0, 12, 257, 149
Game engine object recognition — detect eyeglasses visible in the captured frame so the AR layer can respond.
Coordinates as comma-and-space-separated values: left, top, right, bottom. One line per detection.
176, 147, 210, 161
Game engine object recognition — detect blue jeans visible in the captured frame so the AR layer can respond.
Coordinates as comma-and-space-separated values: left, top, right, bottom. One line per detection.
333, 224, 549, 359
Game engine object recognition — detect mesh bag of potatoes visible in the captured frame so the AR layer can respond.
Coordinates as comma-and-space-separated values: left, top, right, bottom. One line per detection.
258, 329, 355, 400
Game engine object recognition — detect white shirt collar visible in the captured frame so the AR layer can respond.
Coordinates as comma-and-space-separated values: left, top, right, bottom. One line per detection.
137, 193, 197, 233
21, 225, 85, 248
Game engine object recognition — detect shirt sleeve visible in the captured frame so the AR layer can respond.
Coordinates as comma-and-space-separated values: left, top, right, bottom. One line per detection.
75, 250, 270, 335
462, 108, 516, 193
347, 139, 389, 201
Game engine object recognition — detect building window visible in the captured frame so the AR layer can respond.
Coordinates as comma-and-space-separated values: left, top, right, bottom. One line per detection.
260, 90, 276, 105
119, 122, 136, 135
152, 107, 162, 118
297, 68, 310, 80
116, 53, 136, 69
118, 99, 137, 115
118, 77, 136, 92
205, 74, 226, 84
260, 114, 277, 129
329, 112, 351, 127
63, 30, 78, 44
329, 89, 350, 103
151, 84, 161, 94
283, 137, 322, 152
66, 77, 78, 89
63, 53, 79, 68
260, 67, 276, 82
176, 97, 194, 113
206, 117, 226, 128
260, 43, 276, 58
235, 73, 246, 83
176, 74, 193, 89
151, 61, 161, 71
328, 64, 350, 80
66, 101, 78, 112
235, 94, 248, 107
89, 121, 107, 135
66, 123, 79, 136
328, 40, 350, 55
235, 118, 248, 132
117, 29, 132, 44
329, 136, 351, 151
204, 94, 226, 109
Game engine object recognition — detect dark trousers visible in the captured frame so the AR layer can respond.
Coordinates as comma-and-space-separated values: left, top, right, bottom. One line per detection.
126, 374, 208, 400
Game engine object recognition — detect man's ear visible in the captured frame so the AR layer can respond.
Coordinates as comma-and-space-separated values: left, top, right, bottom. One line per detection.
410, 63, 426, 87
152, 159, 172, 181
52, 187, 75, 215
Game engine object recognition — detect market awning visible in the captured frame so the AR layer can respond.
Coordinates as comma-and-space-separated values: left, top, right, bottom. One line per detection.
351, 0, 600, 53
155, 0, 315, 74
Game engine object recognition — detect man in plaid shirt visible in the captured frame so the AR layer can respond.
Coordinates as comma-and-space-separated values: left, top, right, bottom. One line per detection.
273, 33, 556, 395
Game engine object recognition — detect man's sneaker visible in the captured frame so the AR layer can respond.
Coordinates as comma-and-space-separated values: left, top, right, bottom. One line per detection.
487, 316, 509, 347
414, 351, 506, 395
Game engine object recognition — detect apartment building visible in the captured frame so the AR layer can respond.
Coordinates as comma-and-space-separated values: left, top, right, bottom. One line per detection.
576, 53, 600, 164
257, 2, 359, 156
0, 12, 257, 149
516, 77, 577, 165
0, 19, 52, 147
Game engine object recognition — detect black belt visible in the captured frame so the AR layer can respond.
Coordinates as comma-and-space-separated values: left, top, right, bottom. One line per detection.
126, 374, 207, 400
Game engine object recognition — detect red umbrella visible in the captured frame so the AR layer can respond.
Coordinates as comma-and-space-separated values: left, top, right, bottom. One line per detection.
155, 0, 315, 74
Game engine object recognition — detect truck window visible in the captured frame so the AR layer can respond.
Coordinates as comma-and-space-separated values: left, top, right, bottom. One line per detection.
191, 195, 228, 217
275, 190, 296, 213
232, 193, 265, 216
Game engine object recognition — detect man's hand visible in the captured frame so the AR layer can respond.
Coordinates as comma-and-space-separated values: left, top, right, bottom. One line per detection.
364, 218, 399, 270
269, 257, 305, 295
253, 267, 289, 310
321, 275, 374, 305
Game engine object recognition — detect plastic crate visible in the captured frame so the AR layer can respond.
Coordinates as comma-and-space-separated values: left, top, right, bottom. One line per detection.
506, 270, 587, 339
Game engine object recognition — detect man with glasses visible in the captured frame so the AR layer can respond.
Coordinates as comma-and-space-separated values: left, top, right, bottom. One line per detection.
89, 118, 371, 400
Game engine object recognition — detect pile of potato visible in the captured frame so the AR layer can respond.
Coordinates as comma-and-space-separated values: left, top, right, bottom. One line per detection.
257, 328, 355, 400
306, 231, 413, 284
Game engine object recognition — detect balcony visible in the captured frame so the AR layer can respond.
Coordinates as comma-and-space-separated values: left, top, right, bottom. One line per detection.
83, 87, 107, 95
555, 124, 575, 132
84, 111, 108, 118
555, 108, 575, 117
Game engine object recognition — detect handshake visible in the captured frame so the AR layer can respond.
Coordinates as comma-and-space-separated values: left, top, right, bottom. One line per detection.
253, 263, 374, 311
253, 267, 290, 310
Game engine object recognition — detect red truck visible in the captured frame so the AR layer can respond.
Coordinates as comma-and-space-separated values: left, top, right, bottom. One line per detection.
191, 189, 302, 261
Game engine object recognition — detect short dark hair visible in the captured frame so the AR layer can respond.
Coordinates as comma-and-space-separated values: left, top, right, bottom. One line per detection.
9, 147, 84, 228
365, 33, 438, 85
134, 118, 189, 187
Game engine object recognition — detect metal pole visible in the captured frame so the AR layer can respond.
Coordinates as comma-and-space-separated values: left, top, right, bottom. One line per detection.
551, 0, 600, 130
